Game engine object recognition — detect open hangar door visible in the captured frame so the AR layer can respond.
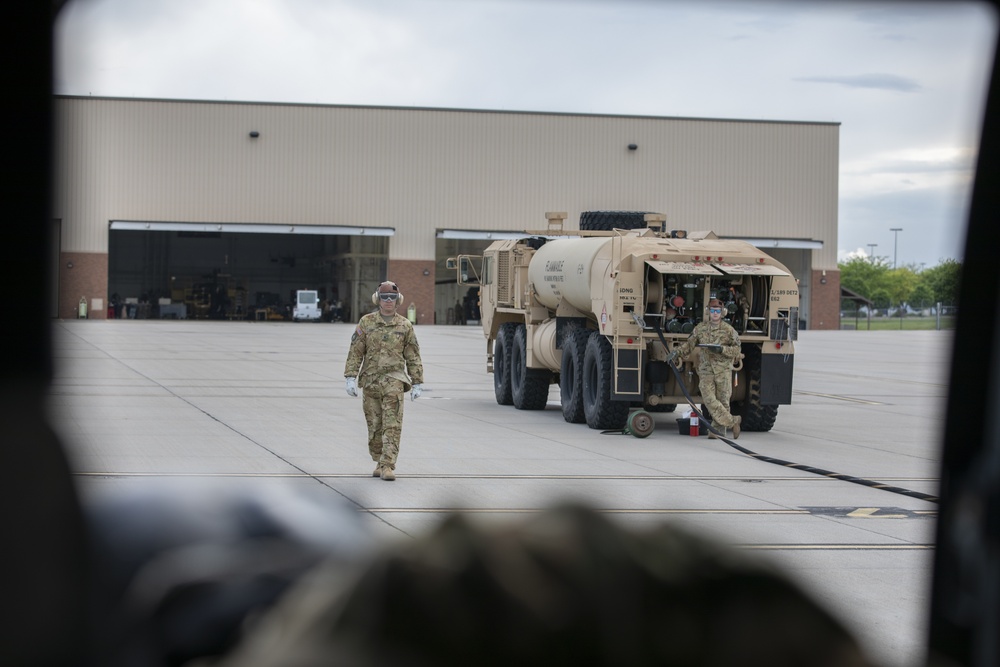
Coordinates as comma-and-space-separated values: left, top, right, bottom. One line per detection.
108, 221, 391, 322
434, 229, 531, 325
755, 246, 814, 329
731, 238, 821, 330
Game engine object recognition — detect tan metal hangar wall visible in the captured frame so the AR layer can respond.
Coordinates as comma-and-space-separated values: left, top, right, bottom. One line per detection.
54, 96, 839, 267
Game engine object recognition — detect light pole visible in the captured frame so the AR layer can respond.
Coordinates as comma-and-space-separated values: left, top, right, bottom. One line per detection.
890, 228, 903, 268
867, 243, 878, 259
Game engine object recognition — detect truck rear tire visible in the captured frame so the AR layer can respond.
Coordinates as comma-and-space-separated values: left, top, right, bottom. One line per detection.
511, 324, 552, 410
494, 323, 516, 405
583, 333, 629, 430
579, 211, 653, 232
732, 345, 778, 431
560, 328, 591, 423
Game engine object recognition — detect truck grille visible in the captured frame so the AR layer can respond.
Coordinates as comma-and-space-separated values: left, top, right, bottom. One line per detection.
497, 250, 512, 305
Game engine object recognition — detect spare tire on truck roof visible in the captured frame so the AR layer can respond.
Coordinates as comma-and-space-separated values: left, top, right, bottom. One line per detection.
579, 210, 654, 231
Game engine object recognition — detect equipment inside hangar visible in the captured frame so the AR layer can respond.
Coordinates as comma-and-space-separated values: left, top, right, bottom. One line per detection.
108, 222, 811, 326
107, 221, 495, 325
107, 222, 389, 322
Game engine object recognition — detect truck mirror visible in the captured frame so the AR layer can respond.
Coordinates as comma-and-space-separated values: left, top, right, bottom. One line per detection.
446, 258, 458, 270
459, 257, 481, 285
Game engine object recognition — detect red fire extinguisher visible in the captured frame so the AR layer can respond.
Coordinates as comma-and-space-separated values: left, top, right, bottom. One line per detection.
689, 411, 700, 437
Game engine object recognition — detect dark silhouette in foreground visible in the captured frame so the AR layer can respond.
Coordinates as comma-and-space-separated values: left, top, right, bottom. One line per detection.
216, 504, 875, 667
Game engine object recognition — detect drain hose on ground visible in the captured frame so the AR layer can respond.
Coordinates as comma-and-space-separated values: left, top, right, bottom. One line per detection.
649, 321, 938, 504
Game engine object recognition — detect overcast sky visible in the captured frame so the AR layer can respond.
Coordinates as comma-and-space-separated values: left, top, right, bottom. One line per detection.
54, 0, 997, 269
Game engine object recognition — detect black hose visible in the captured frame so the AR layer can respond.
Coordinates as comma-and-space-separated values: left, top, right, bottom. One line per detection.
652, 321, 938, 504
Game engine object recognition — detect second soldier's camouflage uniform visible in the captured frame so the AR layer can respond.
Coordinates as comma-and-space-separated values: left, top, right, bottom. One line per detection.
345, 311, 423, 472
675, 318, 741, 430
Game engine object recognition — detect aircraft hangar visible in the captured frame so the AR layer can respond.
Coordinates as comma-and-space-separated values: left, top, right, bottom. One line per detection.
53, 96, 840, 327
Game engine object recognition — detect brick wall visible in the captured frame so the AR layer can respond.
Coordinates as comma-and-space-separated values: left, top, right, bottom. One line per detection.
59, 252, 108, 319
387, 260, 436, 325
810, 269, 841, 330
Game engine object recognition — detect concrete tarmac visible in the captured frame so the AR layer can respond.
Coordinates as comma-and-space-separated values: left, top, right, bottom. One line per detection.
49, 320, 948, 667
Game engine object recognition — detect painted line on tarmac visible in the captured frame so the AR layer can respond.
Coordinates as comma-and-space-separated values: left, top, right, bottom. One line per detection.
73, 471, 938, 483
794, 369, 948, 389
804, 506, 937, 519
74, 472, 332, 478
363, 507, 936, 519
365, 508, 808, 515
793, 390, 884, 405
741, 544, 934, 551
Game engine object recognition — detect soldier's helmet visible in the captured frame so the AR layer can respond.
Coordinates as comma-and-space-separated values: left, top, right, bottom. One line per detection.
373, 281, 404, 305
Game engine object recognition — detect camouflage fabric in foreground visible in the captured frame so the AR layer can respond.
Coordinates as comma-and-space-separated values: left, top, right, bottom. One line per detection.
213, 504, 876, 667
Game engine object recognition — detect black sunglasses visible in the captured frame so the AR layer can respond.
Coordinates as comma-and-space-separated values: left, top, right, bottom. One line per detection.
379, 293, 399, 301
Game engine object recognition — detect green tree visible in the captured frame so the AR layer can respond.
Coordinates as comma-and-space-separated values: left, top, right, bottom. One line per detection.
886, 267, 920, 312
839, 255, 891, 310
920, 258, 962, 306
909, 282, 933, 310
840, 256, 962, 314
870, 287, 891, 311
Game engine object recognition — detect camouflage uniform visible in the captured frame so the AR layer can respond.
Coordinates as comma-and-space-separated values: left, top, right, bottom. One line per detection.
675, 319, 741, 429
345, 312, 423, 471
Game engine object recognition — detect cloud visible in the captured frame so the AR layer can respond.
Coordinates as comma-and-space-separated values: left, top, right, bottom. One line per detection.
53, 0, 993, 270
839, 185, 969, 268
841, 147, 978, 202
794, 73, 921, 92
838, 145, 974, 267
837, 247, 876, 263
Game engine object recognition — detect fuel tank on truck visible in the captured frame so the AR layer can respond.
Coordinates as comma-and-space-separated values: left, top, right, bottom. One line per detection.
528, 236, 614, 313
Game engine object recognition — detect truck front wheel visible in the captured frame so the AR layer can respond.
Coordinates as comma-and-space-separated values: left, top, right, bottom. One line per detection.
494, 323, 516, 405
511, 324, 552, 410
582, 333, 629, 430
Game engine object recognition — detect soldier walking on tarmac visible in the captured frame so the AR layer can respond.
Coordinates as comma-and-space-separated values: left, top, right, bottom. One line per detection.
345, 281, 424, 481
669, 298, 742, 439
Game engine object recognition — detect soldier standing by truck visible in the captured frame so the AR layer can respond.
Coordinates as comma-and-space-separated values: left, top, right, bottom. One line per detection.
344, 281, 424, 481
670, 298, 742, 439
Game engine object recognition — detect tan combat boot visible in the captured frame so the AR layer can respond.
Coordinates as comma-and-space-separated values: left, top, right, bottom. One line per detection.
708, 425, 725, 439
372, 463, 383, 477
381, 466, 396, 481
731, 417, 742, 440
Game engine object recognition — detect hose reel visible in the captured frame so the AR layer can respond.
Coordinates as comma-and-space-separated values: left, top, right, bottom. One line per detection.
625, 410, 655, 438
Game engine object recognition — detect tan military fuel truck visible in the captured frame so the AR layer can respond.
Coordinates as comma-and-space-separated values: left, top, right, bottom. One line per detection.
448, 211, 798, 433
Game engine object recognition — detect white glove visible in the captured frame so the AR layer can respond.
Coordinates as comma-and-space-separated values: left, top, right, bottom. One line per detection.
345, 377, 358, 397
411, 384, 423, 401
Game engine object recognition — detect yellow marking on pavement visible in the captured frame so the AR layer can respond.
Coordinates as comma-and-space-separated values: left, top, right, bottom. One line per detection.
848, 507, 908, 519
